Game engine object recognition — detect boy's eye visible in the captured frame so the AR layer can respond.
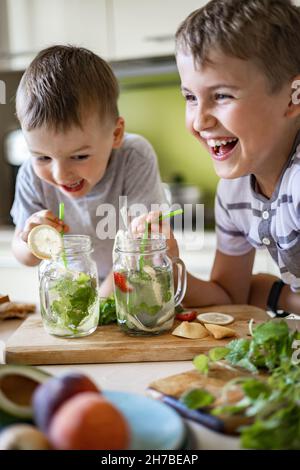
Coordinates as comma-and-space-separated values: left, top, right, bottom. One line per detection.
36, 156, 51, 162
71, 155, 89, 161
183, 93, 197, 104
214, 93, 233, 101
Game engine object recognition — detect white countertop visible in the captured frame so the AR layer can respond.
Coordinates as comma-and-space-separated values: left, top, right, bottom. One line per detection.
0, 227, 260, 449
0, 318, 240, 450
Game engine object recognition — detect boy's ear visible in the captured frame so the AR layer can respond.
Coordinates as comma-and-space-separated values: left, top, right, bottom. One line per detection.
112, 117, 125, 148
286, 77, 300, 119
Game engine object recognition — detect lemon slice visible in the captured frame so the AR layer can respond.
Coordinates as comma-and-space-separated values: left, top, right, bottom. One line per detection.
197, 312, 234, 325
28, 225, 63, 260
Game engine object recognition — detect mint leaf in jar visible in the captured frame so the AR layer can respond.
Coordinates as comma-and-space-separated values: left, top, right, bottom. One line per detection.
49, 272, 97, 329
99, 296, 117, 325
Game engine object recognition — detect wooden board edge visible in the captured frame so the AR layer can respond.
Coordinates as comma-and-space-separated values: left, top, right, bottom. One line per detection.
5, 346, 199, 365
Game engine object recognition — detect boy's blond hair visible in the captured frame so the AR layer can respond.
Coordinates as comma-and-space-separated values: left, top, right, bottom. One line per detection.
175, 0, 300, 92
16, 45, 119, 130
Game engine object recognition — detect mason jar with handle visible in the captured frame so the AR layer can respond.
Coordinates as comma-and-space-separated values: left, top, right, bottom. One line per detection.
113, 233, 187, 335
39, 235, 99, 338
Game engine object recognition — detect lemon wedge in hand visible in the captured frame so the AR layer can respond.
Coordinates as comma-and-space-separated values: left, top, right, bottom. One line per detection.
28, 225, 63, 260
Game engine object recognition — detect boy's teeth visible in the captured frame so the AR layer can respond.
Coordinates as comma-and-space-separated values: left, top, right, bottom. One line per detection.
67, 180, 82, 188
207, 138, 238, 147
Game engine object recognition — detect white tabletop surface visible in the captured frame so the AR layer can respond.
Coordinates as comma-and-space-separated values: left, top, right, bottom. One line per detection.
0, 226, 241, 449
0, 318, 240, 450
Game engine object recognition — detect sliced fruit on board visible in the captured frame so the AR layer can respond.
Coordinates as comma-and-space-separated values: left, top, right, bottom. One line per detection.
197, 312, 234, 325
0, 294, 10, 304
175, 311, 197, 322
0, 365, 50, 427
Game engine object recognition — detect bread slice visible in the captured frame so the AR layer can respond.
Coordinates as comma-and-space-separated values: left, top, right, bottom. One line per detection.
0, 294, 10, 304
204, 323, 236, 339
0, 302, 35, 320
172, 321, 209, 339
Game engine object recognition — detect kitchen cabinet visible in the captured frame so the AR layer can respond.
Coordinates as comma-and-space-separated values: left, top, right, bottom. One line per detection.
2, 0, 300, 70
0, 0, 209, 70
1, 0, 110, 70
111, 0, 207, 60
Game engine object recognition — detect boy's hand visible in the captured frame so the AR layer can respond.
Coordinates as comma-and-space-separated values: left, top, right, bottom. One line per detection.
131, 211, 168, 238
131, 210, 179, 258
20, 210, 69, 243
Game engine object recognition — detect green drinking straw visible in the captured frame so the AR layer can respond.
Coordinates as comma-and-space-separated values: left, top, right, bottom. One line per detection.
59, 202, 67, 268
139, 208, 184, 271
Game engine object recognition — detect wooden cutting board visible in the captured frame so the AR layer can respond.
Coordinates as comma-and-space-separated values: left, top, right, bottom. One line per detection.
148, 362, 260, 434
5, 305, 267, 365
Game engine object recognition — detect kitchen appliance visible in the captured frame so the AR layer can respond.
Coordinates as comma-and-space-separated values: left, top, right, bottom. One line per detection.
5, 127, 30, 182
2, 128, 30, 224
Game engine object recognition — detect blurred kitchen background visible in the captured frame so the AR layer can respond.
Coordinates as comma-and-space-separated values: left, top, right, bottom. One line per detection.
0, 0, 280, 301
0, 0, 218, 227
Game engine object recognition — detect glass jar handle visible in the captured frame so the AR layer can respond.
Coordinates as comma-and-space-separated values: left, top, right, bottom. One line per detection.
172, 257, 187, 307
39, 274, 51, 317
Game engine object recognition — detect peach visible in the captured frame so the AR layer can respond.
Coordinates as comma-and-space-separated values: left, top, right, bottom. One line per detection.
32, 372, 99, 432
48, 392, 130, 450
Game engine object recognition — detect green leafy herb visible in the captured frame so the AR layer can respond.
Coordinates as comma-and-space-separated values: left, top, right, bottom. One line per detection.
50, 272, 97, 329
99, 296, 117, 325
193, 354, 209, 375
215, 363, 300, 449
225, 339, 251, 367
241, 378, 269, 400
208, 347, 229, 362
175, 304, 185, 314
194, 320, 299, 374
180, 388, 215, 409
190, 320, 300, 450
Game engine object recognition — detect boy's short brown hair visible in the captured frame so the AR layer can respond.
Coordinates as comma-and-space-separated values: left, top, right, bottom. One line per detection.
16, 45, 119, 130
175, 0, 300, 93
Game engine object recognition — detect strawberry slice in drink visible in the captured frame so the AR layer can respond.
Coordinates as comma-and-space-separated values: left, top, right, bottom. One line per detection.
113, 272, 133, 293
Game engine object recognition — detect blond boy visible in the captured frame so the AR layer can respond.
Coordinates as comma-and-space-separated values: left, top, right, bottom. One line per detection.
11, 45, 166, 294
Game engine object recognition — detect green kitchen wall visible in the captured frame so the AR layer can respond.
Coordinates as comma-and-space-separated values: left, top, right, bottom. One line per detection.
118, 73, 219, 201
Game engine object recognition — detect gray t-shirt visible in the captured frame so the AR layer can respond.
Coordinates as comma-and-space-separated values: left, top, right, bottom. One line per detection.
11, 133, 167, 280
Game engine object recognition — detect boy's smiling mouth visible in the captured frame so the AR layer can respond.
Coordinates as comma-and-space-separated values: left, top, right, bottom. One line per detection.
61, 179, 85, 193
206, 137, 239, 161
